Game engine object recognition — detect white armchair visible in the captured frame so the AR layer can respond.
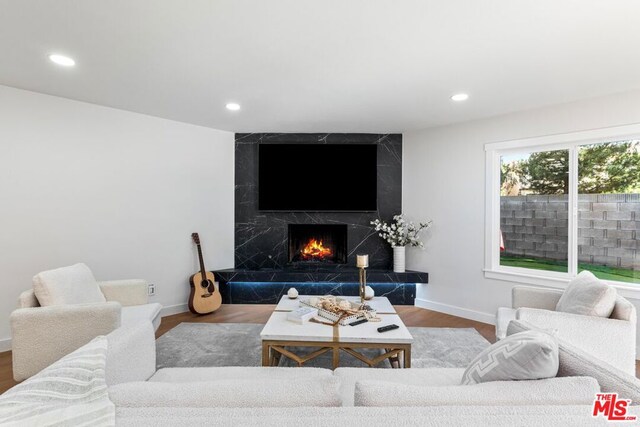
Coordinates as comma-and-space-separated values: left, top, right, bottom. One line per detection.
496, 286, 637, 375
11, 266, 162, 381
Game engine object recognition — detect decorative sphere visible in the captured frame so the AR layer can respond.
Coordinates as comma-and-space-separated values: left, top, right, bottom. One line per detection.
287, 288, 299, 299
309, 297, 319, 307
364, 286, 375, 300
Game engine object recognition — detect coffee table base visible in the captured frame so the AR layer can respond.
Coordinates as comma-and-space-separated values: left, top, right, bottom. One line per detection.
261, 340, 411, 369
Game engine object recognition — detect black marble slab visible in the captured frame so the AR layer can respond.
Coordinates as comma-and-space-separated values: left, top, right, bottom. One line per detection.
235, 133, 402, 270
213, 268, 428, 284
212, 268, 427, 305
219, 281, 416, 306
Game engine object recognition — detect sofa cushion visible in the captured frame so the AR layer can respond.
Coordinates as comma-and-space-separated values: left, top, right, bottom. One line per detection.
353, 377, 599, 407
556, 270, 617, 318
150, 366, 333, 383
461, 330, 558, 384
33, 263, 106, 306
507, 319, 640, 404
109, 377, 341, 408
333, 367, 463, 406
114, 406, 639, 427
121, 303, 162, 330
0, 336, 114, 426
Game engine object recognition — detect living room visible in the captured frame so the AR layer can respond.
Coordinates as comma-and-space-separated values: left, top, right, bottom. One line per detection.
1, 1, 640, 425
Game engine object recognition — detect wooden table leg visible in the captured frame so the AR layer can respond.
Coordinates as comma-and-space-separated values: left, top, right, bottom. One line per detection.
261, 342, 270, 367
403, 345, 411, 368
387, 348, 400, 369
332, 346, 339, 369
273, 351, 282, 367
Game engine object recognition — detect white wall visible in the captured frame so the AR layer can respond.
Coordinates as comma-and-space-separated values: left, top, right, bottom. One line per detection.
403, 90, 640, 330
0, 86, 235, 349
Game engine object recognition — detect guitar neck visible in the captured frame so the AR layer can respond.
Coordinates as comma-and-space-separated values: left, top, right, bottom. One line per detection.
196, 243, 207, 281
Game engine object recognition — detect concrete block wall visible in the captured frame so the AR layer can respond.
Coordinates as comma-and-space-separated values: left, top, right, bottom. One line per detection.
500, 194, 639, 269
577, 194, 639, 269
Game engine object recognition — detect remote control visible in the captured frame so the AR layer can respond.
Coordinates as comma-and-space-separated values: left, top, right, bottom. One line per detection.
377, 324, 400, 333
349, 318, 368, 326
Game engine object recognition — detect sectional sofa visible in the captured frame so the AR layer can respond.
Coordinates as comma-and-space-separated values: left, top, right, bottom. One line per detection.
2, 319, 638, 426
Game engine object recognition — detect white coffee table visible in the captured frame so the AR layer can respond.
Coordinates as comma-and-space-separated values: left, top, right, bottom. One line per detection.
260, 296, 413, 369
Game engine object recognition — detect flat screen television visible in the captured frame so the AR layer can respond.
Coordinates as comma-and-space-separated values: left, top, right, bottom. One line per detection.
258, 144, 377, 211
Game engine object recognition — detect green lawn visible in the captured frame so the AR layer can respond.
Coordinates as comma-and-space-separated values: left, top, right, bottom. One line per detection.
500, 256, 639, 284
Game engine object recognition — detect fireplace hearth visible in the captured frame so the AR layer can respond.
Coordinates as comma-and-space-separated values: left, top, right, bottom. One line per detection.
288, 224, 347, 264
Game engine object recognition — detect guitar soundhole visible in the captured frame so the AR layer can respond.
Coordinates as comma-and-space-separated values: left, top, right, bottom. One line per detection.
201, 280, 212, 289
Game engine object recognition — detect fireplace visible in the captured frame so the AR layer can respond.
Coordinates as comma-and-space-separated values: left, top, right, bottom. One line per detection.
288, 224, 347, 264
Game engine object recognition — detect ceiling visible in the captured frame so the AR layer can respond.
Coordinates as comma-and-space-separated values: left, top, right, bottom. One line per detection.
1, 0, 640, 133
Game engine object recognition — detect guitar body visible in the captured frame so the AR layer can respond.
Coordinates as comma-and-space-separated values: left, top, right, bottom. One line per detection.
189, 271, 222, 315
188, 233, 222, 315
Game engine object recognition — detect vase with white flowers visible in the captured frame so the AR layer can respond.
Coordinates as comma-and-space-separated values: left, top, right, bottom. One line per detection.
371, 214, 432, 272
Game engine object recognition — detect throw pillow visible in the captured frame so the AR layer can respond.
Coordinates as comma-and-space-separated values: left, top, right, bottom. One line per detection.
354, 377, 599, 407
555, 270, 617, 317
33, 263, 106, 306
461, 330, 559, 385
0, 336, 115, 426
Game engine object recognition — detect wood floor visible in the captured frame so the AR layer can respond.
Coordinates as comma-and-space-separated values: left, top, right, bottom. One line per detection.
0, 304, 636, 393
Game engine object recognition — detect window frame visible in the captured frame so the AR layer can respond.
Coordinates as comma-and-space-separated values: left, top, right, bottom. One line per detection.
484, 123, 640, 299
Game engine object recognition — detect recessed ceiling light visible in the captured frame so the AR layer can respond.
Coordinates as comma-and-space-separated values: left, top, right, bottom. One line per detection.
49, 54, 75, 67
451, 93, 469, 102
225, 103, 241, 111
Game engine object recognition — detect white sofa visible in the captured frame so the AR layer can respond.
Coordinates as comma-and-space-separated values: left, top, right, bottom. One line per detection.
495, 285, 637, 375
3, 320, 640, 425
108, 323, 640, 425
11, 264, 162, 381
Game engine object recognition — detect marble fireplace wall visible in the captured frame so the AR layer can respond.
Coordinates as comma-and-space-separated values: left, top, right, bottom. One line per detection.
221, 282, 415, 305
235, 133, 402, 270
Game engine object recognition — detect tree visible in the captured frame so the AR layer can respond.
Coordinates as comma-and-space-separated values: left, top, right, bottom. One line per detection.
577, 142, 640, 194
500, 160, 525, 196
522, 149, 569, 194
511, 141, 640, 195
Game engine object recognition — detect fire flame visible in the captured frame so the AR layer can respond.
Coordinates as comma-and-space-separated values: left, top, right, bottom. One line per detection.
301, 239, 333, 260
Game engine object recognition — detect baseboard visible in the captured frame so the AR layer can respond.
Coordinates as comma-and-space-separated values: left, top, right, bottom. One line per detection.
160, 302, 189, 318
0, 337, 11, 353
414, 298, 496, 325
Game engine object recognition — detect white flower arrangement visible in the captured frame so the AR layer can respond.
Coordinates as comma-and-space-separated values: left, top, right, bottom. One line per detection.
371, 214, 432, 248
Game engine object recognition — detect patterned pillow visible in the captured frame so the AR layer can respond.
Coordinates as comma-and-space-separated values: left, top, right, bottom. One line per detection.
461, 330, 559, 385
0, 336, 114, 426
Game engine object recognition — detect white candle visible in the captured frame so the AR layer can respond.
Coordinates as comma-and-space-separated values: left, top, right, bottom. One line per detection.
356, 254, 369, 268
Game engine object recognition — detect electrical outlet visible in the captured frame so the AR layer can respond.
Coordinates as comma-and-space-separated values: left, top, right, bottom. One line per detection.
147, 283, 156, 296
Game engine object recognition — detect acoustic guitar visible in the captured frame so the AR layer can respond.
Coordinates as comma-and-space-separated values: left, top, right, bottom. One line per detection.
189, 233, 222, 314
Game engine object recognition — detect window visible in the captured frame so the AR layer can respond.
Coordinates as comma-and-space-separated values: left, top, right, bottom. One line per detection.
486, 125, 640, 287
500, 149, 569, 273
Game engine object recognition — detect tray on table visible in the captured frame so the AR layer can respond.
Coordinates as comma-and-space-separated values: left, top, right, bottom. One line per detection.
299, 297, 376, 326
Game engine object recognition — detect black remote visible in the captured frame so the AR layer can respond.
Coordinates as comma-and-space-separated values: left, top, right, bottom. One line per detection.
377, 324, 400, 333
349, 318, 368, 327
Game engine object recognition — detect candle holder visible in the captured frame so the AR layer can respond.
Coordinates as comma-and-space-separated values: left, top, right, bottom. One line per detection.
356, 255, 369, 304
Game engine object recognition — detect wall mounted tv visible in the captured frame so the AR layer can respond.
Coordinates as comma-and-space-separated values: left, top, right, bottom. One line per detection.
258, 143, 377, 211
